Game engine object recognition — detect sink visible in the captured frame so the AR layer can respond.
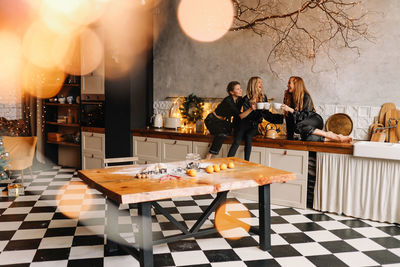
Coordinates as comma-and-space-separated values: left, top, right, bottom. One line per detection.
353, 141, 400, 160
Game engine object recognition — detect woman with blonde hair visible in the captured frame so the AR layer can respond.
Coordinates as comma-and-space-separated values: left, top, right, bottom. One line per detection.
281, 76, 352, 142
228, 76, 283, 160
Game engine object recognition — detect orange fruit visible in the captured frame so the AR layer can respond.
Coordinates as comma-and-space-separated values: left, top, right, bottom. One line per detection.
220, 163, 227, 170
228, 162, 235, 169
206, 165, 214, 174
188, 169, 197, 177
213, 165, 220, 172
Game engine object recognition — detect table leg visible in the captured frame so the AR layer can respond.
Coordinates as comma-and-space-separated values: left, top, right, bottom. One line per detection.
138, 202, 153, 267
105, 197, 120, 253
258, 184, 271, 251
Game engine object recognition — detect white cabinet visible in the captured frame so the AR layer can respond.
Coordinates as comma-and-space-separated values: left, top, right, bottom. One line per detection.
82, 131, 105, 169
132, 137, 162, 164
81, 24, 105, 99
266, 148, 308, 209
82, 153, 104, 170
161, 140, 192, 162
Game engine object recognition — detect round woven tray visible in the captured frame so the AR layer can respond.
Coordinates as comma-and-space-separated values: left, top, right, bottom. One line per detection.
325, 113, 353, 136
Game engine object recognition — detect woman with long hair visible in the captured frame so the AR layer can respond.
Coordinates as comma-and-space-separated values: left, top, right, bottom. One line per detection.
228, 77, 283, 161
205, 81, 255, 159
281, 76, 352, 142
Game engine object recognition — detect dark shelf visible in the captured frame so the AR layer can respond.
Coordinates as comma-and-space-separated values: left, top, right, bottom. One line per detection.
47, 140, 80, 147
45, 121, 80, 127
45, 103, 80, 107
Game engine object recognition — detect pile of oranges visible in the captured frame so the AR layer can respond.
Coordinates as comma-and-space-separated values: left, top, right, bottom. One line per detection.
205, 162, 234, 174
186, 161, 235, 177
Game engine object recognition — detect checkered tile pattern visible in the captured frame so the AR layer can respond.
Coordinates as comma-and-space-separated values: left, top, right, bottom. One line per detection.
0, 166, 400, 267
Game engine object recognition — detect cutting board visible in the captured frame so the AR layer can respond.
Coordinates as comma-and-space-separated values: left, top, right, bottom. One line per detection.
379, 103, 396, 125
385, 109, 399, 143
370, 123, 386, 142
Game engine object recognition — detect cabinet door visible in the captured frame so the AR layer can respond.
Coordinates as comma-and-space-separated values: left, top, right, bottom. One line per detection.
133, 137, 161, 163
82, 152, 104, 170
82, 132, 105, 156
193, 141, 225, 158
161, 140, 193, 162
266, 148, 308, 209
81, 25, 104, 97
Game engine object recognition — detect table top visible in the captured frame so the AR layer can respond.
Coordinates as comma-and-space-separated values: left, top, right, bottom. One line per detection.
78, 157, 296, 204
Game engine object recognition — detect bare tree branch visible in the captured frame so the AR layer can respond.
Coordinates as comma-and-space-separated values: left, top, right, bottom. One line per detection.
230, 0, 372, 74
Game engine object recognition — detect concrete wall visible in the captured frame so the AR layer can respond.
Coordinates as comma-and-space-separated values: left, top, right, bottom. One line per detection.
153, 0, 400, 106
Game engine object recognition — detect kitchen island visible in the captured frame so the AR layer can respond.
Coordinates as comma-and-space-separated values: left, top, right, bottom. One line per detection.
131, 128, 400, 223
131, 128, 353, 210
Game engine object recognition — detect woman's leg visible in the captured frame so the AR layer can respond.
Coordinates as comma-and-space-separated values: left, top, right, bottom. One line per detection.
207, 133, 228, 159
244, 128, 258, 161
227, 127, 246, 157
312, 129, 353, 143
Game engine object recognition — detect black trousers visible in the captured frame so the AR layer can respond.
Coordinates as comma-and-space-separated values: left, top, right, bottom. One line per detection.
204, 113, 232, 155
227, 120, 258, 161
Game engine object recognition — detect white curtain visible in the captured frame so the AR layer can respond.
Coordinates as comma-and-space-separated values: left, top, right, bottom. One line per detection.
314, 152, 400, 224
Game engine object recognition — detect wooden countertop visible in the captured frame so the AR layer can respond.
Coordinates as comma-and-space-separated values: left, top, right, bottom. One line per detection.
131, 128, 354, 155
78, 157, 295, 204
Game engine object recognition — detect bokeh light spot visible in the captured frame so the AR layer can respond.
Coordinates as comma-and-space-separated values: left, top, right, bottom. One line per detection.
21, 63, 65, 99
56, 181, 93, 219
177, 0, 234, 42
215, 200, 251, 240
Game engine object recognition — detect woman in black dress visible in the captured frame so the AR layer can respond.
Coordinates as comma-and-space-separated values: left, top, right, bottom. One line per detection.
205, 81, 255, 159
227, 77, 283, 161
281, 76, 352, 142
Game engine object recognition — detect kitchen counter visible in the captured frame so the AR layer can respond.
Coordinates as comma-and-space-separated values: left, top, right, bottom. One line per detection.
131, 128, 353, 155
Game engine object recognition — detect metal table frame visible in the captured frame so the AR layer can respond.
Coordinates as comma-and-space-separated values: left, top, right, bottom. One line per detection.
104, 184, 271, 267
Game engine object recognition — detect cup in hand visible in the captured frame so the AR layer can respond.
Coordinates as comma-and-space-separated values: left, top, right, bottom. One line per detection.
264, 102, 271, 110
273, 103, 282, 110
257, 102, 265, 110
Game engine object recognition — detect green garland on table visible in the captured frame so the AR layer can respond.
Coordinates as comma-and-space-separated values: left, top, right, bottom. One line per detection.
179, 93, 204, 123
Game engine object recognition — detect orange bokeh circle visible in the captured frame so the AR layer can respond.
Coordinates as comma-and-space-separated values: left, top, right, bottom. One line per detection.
177, 0, 234, 42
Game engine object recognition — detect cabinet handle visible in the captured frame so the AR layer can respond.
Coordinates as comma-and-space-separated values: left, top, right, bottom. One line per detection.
91, 132, 94, 137
91, 154, 94, 158
208, 144, 211, 148
283, 150, 287, 155
144, 137, 148, 142
173, 140, 177, 145
145, 160, 148, 164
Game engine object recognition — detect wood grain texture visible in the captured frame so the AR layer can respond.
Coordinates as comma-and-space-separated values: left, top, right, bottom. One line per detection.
379, 103, 396, 125
385, 109, 399, 143
78, 157, 296, 204
132, 128, 354, 155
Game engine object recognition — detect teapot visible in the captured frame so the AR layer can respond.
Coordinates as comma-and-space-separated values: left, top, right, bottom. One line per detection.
151, 113, 163, 128
265, 123, 280, 139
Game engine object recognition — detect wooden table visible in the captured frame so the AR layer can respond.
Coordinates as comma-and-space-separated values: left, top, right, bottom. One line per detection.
78, 157, 295, 267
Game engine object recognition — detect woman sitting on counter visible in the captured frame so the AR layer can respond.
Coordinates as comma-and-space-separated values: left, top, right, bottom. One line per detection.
228, 76, 283, 161
204, 81, 255, 159
281, 76, 352, 143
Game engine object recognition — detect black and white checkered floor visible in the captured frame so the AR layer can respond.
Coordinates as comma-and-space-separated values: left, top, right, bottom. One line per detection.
0, 166, 399, 267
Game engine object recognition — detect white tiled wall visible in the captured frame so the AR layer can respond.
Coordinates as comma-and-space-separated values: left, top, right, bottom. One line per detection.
0, 103, 23, 120
154, 100, 381, 140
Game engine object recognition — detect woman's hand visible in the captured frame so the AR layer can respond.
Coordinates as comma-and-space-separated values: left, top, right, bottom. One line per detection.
281, 104, 294, 114
250, 101, 257, 110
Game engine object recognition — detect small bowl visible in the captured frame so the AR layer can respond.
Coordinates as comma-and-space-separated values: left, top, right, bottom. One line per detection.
273, 103, 282, 110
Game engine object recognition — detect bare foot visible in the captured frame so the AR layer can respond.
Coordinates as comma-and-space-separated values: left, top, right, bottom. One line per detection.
338, 134, 353, 143
205, 153, 212, 160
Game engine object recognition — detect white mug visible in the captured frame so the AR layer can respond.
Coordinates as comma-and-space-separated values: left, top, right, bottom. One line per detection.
256, 103, 264, 110
264, 102, 271, 110
273, 103, 282, 110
